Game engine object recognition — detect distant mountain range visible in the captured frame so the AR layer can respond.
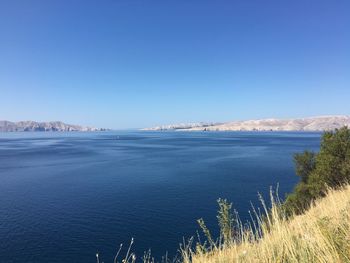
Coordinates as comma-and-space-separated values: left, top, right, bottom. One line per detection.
142, 122, 222, 131
142, 115, 350, 132
0, 121, 107, 132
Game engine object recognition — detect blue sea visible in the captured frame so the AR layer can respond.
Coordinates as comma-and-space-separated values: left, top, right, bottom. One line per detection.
0, 131, 321, 263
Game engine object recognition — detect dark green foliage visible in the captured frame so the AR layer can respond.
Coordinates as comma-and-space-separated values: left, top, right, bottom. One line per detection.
284, 183, 313, 214
311, 127, 350, 187
294, 151, 316, 183
285, 127, 350, 215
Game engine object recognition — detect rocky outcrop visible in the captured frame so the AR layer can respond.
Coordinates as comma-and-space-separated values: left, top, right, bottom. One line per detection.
0, 121, 107, 132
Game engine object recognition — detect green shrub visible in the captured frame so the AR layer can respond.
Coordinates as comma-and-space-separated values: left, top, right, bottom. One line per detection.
284, 126, 350, 215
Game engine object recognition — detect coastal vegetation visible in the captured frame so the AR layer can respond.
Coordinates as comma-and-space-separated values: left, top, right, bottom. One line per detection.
284, 126, 350, 215
186, 184, 350, 263
105, 127, 350, 263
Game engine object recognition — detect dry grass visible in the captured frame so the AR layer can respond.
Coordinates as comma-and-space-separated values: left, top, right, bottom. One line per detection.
184, 185, 350, 263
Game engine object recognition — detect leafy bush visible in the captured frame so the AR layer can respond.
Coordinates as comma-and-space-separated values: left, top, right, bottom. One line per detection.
284, 126, 350, 215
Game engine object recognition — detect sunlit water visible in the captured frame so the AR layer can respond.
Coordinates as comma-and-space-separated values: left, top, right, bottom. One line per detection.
0, 131, 320, 263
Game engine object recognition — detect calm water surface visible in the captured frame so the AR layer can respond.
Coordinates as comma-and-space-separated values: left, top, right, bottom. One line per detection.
0, 131, 320, 262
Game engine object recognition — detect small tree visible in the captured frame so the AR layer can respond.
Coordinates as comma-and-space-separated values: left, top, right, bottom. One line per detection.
285, 126, 350, 215
310, 127, 350, 189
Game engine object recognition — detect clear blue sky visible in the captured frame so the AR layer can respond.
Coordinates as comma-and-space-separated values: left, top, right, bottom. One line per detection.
0, 1, 349, 129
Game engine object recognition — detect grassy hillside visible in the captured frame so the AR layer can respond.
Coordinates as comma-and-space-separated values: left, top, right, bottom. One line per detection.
184, 185, 350, 263
103, 128, 350, 263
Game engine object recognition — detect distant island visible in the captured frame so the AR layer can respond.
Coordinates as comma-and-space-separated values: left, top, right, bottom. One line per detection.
142, 115, 350, 131
0, 121, 107, 132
